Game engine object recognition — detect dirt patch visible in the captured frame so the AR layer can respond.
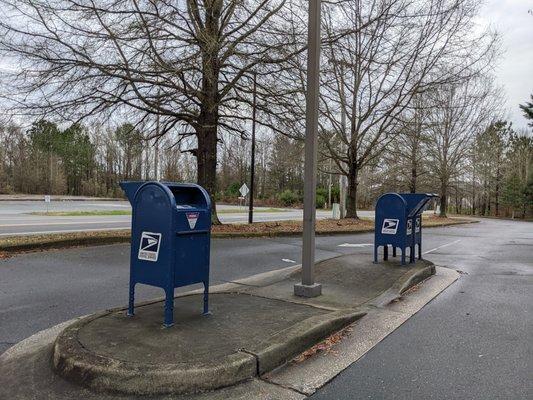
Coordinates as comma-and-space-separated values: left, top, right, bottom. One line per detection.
213, 218, 374, 237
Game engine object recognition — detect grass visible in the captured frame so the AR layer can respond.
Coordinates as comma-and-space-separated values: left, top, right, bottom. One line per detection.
217, 207, 288, 214
31, 210, 132, 216
30, 207, 288, 217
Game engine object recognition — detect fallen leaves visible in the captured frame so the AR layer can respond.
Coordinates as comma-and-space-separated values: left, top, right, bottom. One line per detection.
292, 325, 354, 364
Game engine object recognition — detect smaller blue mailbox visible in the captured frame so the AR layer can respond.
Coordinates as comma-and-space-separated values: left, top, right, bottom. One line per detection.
120, 181, 211, 327
374, 193, 438, 265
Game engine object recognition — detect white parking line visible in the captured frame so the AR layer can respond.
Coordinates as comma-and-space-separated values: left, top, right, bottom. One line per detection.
423, 239, 461, 254
282, 258, 296, 263
338, 243, 373, 248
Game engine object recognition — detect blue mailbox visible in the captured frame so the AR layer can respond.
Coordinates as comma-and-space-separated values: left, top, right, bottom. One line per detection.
374, 193, 438, 265
120, 181, 211, 327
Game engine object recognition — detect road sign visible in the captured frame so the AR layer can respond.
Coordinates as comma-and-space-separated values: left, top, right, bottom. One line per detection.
239, 183, 249, 197
44, 195, 51, 203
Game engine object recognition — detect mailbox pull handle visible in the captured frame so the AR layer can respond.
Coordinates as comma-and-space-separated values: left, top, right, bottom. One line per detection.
176, 229, 210, 236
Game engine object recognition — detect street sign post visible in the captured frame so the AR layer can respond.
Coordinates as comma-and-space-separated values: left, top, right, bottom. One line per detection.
44, 195, 51, 214
249, 72, 257, 225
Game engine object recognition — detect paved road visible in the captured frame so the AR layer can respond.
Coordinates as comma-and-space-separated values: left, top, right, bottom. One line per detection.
1, 218, 530, 400
312, 218, 532, 400
1, 223, 458, 354
0, 200, 383, 236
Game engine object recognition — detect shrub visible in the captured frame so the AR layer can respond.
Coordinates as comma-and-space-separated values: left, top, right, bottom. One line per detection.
225, 182, 241, 197
316, 193, 326, 209
279, 189, 299, 206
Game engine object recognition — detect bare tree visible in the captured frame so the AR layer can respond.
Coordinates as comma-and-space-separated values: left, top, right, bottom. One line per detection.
383, 94, 432, 193
426, 77, 497, 217
315, 0, 497, 218
0, 0, 299, 222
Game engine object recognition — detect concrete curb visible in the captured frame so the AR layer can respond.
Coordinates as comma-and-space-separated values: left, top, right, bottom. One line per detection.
264, 266, 460, 395
252, 309, 365, 375
49, 259, 431, 395
51, 307, 256, 395
365, 264, 436, 308
51, 299, 364, 395
0, 219, 477, 254
0, 234, 130, 253
1, 256, 436, 398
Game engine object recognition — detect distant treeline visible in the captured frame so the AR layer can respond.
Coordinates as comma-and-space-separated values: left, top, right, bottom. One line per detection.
0, 120, 191, 198
0, 118, 531, 219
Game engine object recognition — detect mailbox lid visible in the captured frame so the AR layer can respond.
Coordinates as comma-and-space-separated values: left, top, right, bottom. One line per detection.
164, 182, 211, 210
400, 193, 438, 217
119, 181, 146, 205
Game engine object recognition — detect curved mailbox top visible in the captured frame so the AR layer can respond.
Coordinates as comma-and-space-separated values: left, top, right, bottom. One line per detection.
119, 181, 211, 211
376, 193, 408, 216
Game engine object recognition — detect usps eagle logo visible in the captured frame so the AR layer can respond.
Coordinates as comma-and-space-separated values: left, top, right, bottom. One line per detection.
138, 232, 162, 262
381, 219, 399, 235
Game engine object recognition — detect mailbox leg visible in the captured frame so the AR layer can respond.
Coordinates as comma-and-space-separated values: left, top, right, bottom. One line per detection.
384, 245, 389, 261
373, 246, 378, 264
202, 281, 210, 315
127, 282, 135, 317
410, 246, 415, 263
418, 243, 422, 260
164, 288, 174, 328
401, 248, 406, 265
392, 247, 397, 258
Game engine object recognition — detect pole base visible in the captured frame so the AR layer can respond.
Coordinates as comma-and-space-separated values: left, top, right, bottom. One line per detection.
294, 282, 322, 298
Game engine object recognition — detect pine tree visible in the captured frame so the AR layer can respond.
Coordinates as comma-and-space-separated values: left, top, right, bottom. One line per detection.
519, 95, 533, 127
502, 174, 524, 218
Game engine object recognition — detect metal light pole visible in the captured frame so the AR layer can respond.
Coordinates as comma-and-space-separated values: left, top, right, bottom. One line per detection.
248, 72, 257, 224
294, 0, 322, 298
328, 157, 332, 209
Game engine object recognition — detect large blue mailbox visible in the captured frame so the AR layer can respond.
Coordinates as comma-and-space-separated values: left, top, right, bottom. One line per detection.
120, 181, 211, 327
374, 193, 438, 265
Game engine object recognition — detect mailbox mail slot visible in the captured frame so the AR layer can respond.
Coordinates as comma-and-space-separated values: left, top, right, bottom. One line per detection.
374, 192, 438, 265
120, 181, 211, 327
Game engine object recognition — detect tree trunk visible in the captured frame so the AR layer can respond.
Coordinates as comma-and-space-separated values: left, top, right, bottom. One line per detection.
196, 111, 220, 224
409, 138, 418, 193
196, 1, 222, 225
410, 166, 417, 193
495, 165, 500, 216
346, 163, 359, 219
439, 180, 447, 217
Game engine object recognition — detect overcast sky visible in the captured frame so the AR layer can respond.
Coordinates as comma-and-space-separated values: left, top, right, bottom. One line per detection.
1, 1, 532, 132
481, 0, 533, 131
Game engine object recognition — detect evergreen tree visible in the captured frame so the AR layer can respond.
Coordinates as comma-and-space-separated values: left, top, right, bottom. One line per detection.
502, 173, 524, 218
56, 124, 95, 195
519, 95, 533, 127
